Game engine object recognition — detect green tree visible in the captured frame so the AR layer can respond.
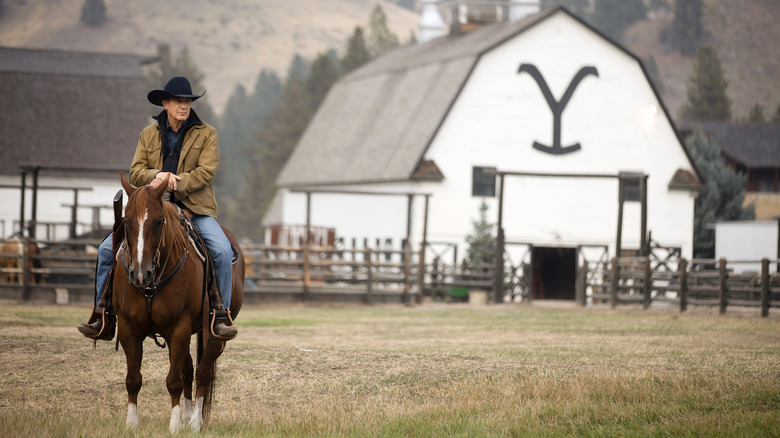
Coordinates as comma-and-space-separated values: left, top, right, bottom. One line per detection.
217, 70, 282, 197
465, 201, 495, 265
687, 129, 754, 258
540, 0, 590, 16
665, 0, 703, 55
747, 103, 766, 124
679, 46, 732, 121
231, 59, 316, 240
367, 5, 399, 58
342, 27, 371, 73
80, 0, 106, 27
146, 44, 215, 122
307, 50, 342, 108
589, 0, 646, 41
772, 104, 780, 124
642, 55, 664, 93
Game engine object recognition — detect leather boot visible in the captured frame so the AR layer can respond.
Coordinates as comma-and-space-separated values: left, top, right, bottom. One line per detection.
213, 320, 237, 338
78, 319, 102, 336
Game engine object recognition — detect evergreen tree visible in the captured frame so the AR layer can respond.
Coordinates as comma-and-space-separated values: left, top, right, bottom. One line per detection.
465, 201, 495, 265
772, 104, 780, 124
540, 0, 590, 16
367, 5, 399, 58
687, 129, 754, 258
679, 46, 732, 121
80, 0, 106, 27
647, 0, 670, 18
747, 103, 766, 124
342, 27, 371, 73
589, 0, 646, 41
642, 55, 665, 93
218, 71, 283, 229
665, 0, 703, 55
307, 51, 342, 108
146, 44, 215, 122
231, 58, 316, 240
215, 83, 250, 199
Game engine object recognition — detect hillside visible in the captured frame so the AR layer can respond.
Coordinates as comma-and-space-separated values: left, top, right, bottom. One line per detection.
0, 0, 419, 115
0, 0, 777, 120
623, 0, 780, 120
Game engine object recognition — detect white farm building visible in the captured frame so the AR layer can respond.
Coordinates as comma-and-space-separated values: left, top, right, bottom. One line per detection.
266, 3, 702, 300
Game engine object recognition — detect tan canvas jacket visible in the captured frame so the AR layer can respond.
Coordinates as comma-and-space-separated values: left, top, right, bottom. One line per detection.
129, 121, 219, 218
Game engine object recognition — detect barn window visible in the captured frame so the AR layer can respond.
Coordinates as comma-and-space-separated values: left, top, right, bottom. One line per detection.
624, 179, 640, 202
472, 166, 496, 197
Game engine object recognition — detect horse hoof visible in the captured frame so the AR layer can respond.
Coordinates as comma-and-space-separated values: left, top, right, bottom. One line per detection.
189, 416, 202, 432
125, 418, 139, 430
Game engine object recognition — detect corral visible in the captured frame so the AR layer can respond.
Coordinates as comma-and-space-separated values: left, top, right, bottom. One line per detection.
1, 237, 779, 318
0, 302, 777, 436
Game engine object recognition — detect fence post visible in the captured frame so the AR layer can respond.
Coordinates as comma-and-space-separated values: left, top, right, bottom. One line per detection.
679, 258, 688, 313
576, 260, 587, 306
403, 243, 412, 305
21, 236, 30, 301
301, 246, 310, 302
609, 256, 618, 308
719, 258, 727, 315
761, 258, 770, 318
642, 257, 652, 309
365, 248, 373, 305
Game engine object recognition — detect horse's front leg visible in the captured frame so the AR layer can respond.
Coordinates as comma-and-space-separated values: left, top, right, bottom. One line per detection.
118, 323, 143, 430
166, 323, 192, 434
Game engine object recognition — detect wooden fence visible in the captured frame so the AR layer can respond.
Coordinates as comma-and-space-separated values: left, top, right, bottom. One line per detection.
581, 256, 780, 317
1, 237, 778, 317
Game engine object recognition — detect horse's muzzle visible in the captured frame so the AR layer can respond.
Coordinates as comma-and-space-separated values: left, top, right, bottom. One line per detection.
128, 268, 153, 288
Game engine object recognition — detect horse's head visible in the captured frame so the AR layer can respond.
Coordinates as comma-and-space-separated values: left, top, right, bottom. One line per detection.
120, 172, 169, 287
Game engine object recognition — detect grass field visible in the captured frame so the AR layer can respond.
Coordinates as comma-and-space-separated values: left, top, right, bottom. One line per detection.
0, 301, 778, 437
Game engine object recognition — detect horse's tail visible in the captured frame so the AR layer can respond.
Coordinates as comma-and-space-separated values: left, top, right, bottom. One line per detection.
203, 361, 216, 424
196, 328, 218, 426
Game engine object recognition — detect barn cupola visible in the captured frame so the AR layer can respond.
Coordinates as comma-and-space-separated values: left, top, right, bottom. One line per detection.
509, 0, 541, 22
418, 1, 542, 43
418, 0, 447, 43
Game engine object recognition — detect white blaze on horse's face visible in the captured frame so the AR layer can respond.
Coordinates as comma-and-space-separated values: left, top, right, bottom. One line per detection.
135, 209, 148, 284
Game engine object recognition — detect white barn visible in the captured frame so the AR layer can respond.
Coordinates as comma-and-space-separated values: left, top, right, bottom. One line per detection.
268, 5, 702, 299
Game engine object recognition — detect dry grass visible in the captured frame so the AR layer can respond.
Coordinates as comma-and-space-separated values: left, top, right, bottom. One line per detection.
0, 301, 778, 437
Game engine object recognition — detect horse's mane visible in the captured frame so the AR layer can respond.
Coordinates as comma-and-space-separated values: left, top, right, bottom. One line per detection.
162, 201, 189, 254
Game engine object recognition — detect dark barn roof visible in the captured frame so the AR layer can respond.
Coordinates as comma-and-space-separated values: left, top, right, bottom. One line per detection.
0, 47, 155, 178
677, 121, 780, 169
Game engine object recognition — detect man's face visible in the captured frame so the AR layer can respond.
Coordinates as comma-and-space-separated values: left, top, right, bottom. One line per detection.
162, 97, 192, 125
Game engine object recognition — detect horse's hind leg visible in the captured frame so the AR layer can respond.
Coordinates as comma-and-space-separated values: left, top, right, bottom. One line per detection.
190, 340, 225, 432
166, 324, 192, 434
181, 347, 194, 425
118, 327, 143, 429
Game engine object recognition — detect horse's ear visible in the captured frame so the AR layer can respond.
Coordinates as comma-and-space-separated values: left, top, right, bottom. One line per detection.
150, 173, 169, 200
120, 172, 138, 197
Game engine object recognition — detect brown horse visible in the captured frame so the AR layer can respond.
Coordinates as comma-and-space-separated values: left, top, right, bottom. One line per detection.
0, 237, 43, 284
115, 173, 244, 433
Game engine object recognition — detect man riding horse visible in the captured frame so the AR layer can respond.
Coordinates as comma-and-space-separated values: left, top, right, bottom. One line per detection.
78, 76, 237, 339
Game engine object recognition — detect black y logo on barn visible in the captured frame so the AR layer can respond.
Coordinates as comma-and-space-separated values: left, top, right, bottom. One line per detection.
518, 64, 599, 155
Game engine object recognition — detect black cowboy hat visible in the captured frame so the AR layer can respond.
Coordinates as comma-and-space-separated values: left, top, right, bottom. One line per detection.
147, 76, 206, 106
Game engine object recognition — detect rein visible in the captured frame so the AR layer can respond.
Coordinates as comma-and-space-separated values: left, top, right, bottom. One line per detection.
121, 199, 190, 348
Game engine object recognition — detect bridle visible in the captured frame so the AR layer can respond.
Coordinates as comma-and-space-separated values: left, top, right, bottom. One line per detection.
120, 196, 190, 347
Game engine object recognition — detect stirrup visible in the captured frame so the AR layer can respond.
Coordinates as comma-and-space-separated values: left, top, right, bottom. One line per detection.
209, 304, 236, 341
81, 306, 116, 341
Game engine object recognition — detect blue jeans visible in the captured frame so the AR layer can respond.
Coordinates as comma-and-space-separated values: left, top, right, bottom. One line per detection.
94, 215, 233, 311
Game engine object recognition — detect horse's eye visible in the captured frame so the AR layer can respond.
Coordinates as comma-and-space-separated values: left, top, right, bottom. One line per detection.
154, 218, 165, 228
